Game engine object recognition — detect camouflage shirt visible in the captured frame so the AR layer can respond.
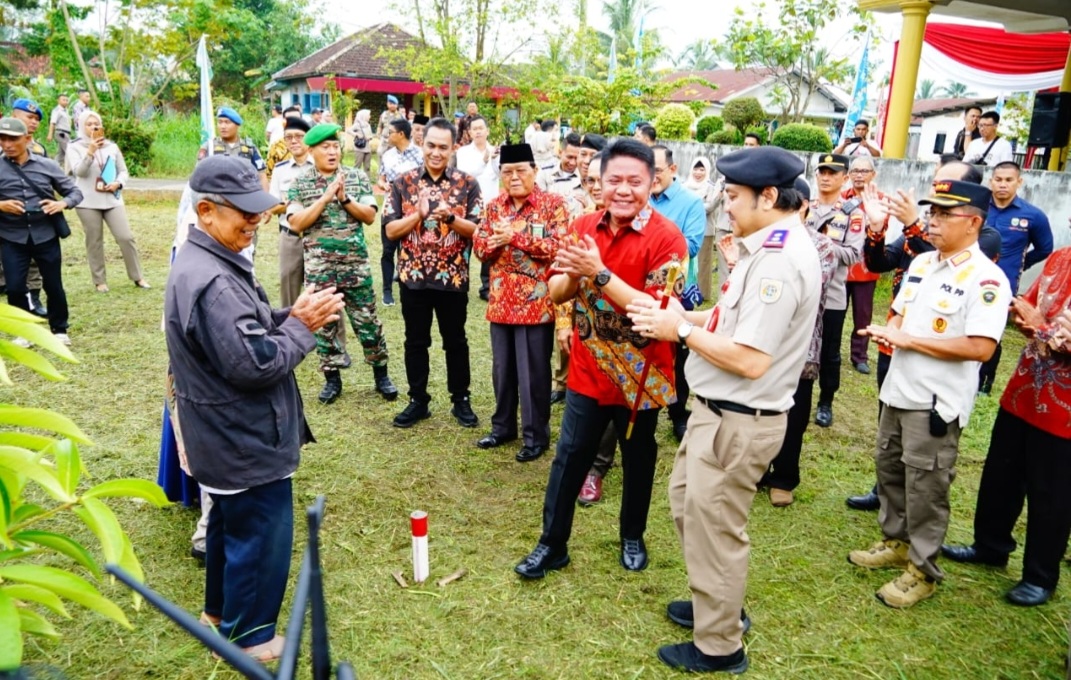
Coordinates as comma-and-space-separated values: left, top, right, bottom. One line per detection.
287, 165, 377, 258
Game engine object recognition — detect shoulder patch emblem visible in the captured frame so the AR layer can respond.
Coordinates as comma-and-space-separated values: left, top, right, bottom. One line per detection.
763, 229, 788, 249
759, 278, 783, 304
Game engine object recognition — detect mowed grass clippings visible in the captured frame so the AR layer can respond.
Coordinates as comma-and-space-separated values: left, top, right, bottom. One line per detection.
13, 197, 1064, 680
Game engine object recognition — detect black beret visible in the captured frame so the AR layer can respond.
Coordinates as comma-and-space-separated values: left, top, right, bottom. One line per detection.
716, 147, 805, 189
919, 179, 991, 212
413, 114, 430, 125
499, 143, 534, 165
793, 176, 811, 202
816, 153, 850, 172
284, 117, 310, 133
580, 133, 606, 151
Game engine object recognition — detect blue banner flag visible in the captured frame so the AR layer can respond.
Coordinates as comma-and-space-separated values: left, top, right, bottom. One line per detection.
840, 34, 871, 146
196, 35, 215, 153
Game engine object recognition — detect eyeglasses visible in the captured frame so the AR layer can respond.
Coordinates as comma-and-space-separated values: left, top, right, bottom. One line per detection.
209, 199, 261, 221
928, 209, 974, 222
654, 166, 670, 174
848, 169, 873, 175
582, 177, 601, 186
283, 133, 305, 142
978, 123, 996, 128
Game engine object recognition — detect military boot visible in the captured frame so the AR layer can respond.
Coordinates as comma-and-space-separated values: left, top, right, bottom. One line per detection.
319, 370, 342, 404
848, 539, 910, 569
373, 365, 398, 401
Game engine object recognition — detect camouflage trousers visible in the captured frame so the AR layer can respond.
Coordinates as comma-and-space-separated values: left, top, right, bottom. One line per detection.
305, 248, 388, 371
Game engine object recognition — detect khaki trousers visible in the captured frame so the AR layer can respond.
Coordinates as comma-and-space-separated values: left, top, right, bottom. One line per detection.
551, 341, 569, 392
697, 234, 715, 302
74, 206, 143, 286
875, 405, 960, 582
669, 401, 787, 656
278, 228, 305, 308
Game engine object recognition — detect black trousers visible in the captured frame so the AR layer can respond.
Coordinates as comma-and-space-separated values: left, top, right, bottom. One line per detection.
380, 225, 399, 293
479, 261, 491, 298
399, 285, 470, 404
978, 341, 1002, 392
973, 408, 1071, 590
764, 378, 813, 491
818, 307, 847, 405
540, 390, 660, 550
2, 236, 68, 333
490, 323, 553, 448
667, 344, 691, 423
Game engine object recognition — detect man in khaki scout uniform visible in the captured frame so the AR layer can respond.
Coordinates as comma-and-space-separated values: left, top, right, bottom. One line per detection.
627, 146, 822, 674
850, 180, 1011, 608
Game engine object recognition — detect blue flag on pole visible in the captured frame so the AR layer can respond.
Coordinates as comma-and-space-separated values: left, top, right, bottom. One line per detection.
607, 37, 617, 84
839, 34, 871, 146
634, 16, 645, 71
196, 35, 215, 153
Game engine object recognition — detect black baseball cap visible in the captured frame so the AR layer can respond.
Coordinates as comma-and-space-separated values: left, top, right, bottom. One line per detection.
190, 155, 278, 214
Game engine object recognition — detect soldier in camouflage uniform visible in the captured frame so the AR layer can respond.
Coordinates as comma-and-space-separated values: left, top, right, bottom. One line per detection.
287, 123, 398, 404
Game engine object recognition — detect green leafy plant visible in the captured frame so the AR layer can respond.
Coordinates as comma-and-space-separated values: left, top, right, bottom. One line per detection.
771, 122, 833, 152
0, 304, 169, 671
695, 115, 724, 143
707, 128, 740, 145
652, 103, 696, 141
102, 118, 154, 177
722, 97, 765, 134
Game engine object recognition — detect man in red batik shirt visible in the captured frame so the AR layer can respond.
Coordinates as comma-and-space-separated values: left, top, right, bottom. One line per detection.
474, 143, 569, 463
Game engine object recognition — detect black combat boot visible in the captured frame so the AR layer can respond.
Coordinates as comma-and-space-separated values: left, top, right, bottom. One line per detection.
319, 370, 342, 404
373, 365, 398, 401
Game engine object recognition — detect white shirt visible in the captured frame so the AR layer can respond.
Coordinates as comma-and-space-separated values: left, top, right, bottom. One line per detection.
880, 243, 1011, 426
964, 136, 1014, 166
844, 141, 881, 157
265, 116, 285, 145
455, 143, 500, 201
268, 155, 313, 230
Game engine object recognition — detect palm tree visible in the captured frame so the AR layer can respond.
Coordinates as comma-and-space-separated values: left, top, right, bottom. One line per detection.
602, 0, 656, 55
937, 81, 975, 98
674, 39, 719, 71
915, 78, 937, 100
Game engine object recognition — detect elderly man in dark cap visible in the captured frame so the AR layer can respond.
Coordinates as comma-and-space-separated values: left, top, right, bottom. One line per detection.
627, 146, 821, 673
287, 123, 397, 405
849, 180, 1011, 609
198, 106, 268, 190
165, 154, 343, 662
473, 143, 569, 463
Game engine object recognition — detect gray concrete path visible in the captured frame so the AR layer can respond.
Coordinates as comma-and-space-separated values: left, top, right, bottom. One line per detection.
124, 177, 187, 201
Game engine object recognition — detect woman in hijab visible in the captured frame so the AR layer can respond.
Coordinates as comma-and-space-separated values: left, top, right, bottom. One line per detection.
350, 109, 374, 174
65, 110, 148, 292
683, 156, 721, 301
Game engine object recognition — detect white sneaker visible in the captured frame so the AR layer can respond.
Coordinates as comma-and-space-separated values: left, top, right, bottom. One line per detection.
52, 333, 71, 346
12, 337, 32, 348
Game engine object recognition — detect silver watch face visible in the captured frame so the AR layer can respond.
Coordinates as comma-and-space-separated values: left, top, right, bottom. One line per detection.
595, 270, 611, 286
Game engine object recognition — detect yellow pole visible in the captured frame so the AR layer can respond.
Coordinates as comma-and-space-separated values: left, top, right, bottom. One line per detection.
424, 94, 432, 117
1048, 44, 1071, 172
882, 0, 932, 159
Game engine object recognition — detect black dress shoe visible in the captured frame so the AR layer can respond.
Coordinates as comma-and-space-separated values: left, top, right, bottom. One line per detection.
846, 489, 880, 511
940, 544, 1008, 567
514, 543, 570, 579
476, 433, 516, 449
393, 399, 431, 428
28, 290, 47, 318
1006, 581, 1053, 607
815, 402, 833, 427
549, 390, 566, 405
854, 362, 871, 375
666, 601, 751, 635
515, 445, 548, 463
190, 546, 206, 567
621, 538, 648, 571
657, 642, 748, 674
451, 397, 479, 428
318, 370, 342, 404
672, 418, 688, 443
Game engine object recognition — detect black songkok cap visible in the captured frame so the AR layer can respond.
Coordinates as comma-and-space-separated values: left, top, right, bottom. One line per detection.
499, 143, 535, 165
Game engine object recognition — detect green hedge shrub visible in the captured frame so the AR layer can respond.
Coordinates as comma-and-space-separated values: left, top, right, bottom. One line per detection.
696, 115, 724, 143
771, 123, 833, 152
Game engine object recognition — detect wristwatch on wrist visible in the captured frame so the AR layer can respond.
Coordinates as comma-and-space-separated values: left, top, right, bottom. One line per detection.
677, 321, 695, 344
340, 196, 352, 206
444, 213, 456, 225
593, 268, 612, 288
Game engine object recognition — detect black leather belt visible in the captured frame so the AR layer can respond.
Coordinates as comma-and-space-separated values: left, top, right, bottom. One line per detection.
279, 226, 300, 237
696, 395, 782, 417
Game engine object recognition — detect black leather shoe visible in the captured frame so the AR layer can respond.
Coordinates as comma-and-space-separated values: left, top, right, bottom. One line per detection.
657, 642, 748, 674
476, 433, 516, 449
940, 544, 1008, 567
318, 370, 342, 404
190, 546, 206, 567
451, 397, 479, 428
815, 403, 833, 427
515, 445, 548, 463
666, 601, 751, 635
672, 417, 688, 443
382, 289, 395, 307
1006, 581, 1053, 607
28, 290, 47, 318
393, 399, 431, 428
550, 390, 566, 405
854, 362, 871, 375
846, 489, 880, 511
621, 538, 648, 571
514, 543, 570, 579
373, 365, 398, 401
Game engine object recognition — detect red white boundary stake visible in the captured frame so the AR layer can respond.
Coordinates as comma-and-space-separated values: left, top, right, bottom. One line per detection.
410, 510, 429, 583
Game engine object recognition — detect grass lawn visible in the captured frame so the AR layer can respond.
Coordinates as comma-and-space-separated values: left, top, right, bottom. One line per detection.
14, 197, 1065, 680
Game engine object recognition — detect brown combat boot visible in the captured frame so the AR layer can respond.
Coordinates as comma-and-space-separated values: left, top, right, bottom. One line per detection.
848, 539, 910, 569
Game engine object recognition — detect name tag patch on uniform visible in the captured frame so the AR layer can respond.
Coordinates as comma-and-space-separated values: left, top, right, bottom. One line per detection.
933, 317, 947, 333
531, 222, 545, 239
826, 226, 845, 241
759, 278, 783, 304
763, 230, 788, 249
950, 250, 972, 267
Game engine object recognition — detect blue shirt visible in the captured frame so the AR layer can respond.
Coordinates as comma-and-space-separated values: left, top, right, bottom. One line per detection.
986, 196, 1053, 293
650, 179, 706, 286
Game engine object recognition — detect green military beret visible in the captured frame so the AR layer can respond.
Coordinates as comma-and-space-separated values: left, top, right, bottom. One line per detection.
304, 123, 342, 147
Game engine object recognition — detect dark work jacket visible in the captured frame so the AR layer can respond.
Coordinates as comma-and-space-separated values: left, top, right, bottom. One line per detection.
165, 228, 315, 490
0, 153, 82, 245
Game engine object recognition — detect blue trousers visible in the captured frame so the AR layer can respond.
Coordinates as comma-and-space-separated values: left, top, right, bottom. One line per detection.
204, 477, 293, 647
